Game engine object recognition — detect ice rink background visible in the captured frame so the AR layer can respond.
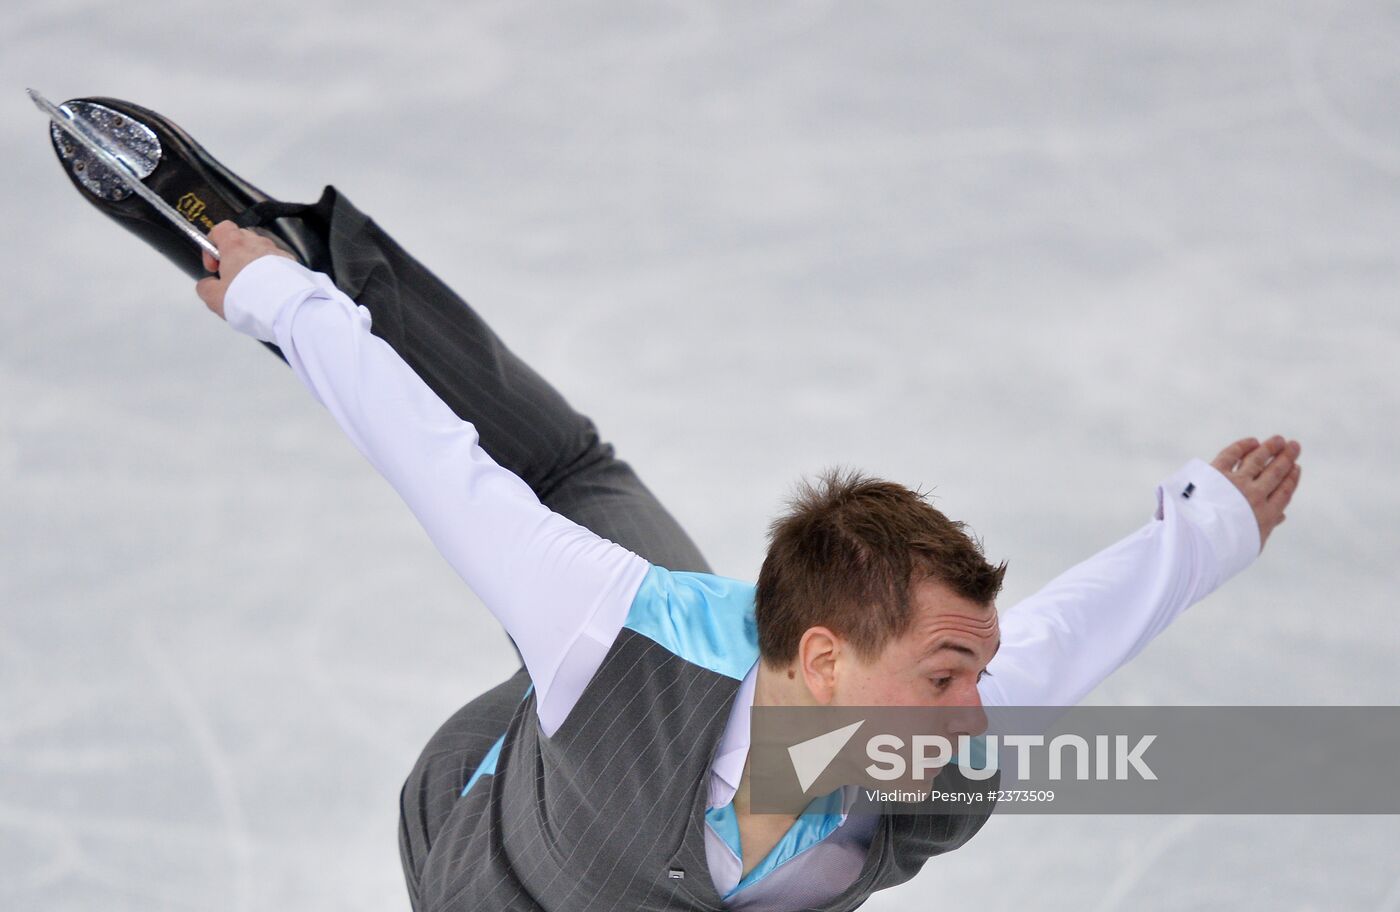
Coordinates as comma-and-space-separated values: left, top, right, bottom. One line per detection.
3, 2, 1398, 909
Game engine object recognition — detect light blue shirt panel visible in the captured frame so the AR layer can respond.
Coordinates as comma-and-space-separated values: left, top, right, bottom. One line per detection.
706, 787, 848, 898
462, 562, 764, 801
623, 565, 760, 680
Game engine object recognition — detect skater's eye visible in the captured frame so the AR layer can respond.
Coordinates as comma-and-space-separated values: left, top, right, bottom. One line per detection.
931, 669, 991, 691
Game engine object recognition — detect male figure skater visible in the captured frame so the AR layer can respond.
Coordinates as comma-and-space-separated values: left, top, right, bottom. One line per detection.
48, 97, 1301, 912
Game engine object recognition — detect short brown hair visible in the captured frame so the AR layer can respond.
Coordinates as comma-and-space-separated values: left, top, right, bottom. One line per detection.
756, 466, 1006, 665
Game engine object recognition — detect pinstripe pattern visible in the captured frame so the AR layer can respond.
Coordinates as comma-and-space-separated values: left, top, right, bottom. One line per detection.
280, 188, 996, 911
304, 187, 710, 574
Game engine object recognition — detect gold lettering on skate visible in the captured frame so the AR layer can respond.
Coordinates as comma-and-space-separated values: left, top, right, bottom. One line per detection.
176, 192, 206, 222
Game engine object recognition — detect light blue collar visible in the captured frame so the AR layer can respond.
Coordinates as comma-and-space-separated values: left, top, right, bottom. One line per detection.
705, 786, 849, 898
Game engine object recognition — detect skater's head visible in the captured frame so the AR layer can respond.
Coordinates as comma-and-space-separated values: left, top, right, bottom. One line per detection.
756, 467, 1004, 725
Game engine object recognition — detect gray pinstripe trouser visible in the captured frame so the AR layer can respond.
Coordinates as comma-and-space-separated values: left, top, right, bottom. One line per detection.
292, 187, 713, 907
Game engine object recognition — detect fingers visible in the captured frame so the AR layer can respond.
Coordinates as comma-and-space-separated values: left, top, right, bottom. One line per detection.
196, 221, 287, 321
200, 221, 236, 274
1258, 440, 1301, 492
204, 221, 242, 277
195, 275, 219, 305
1240, 435, 1286, 479
1210, 433, 1304, 553
195, 276, 226, 320
206, 220, 287, 265
208, 219, 242, 248
1211, 437, 1259, 474
1267, 462, 1302, 507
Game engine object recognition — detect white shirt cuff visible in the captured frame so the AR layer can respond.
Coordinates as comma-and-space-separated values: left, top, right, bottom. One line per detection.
1155, 457, 1261, 585
224, 255, 336, 343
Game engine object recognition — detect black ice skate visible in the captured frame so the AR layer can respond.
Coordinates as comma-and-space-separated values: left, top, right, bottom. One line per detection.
31, 89, 331, 281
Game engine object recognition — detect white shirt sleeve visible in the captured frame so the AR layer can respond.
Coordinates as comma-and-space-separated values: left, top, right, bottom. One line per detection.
978, 458, 1261, 710
223, 255, 651, 736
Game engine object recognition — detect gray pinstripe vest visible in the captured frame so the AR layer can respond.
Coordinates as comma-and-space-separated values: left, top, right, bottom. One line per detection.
417, 569, 997, 911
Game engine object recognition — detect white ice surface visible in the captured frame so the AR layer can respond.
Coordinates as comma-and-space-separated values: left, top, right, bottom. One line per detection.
2, 2, 1399, 910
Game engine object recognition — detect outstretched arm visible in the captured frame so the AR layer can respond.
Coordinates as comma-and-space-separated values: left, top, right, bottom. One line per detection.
979, 436, 1301, 709
196, 223, 650, 736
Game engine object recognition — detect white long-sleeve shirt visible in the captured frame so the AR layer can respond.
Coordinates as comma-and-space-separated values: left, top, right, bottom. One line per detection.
224, 255, 1261, 910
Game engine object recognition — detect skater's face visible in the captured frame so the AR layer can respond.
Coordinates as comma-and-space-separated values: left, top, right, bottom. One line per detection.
800, 577, 999, 744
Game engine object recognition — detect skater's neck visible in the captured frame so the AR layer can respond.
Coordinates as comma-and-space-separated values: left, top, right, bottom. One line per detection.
736, 661, 822, 821
752, 658, 820, 709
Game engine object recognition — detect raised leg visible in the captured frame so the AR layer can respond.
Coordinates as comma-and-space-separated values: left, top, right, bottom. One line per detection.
255, 186, 711, 575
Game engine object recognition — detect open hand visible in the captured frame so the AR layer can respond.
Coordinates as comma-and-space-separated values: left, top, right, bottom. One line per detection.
194, 221, 296, 320
1209, 436, 1302, 552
